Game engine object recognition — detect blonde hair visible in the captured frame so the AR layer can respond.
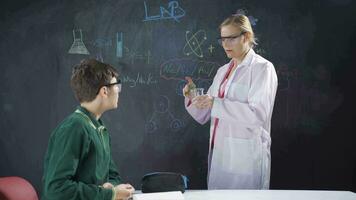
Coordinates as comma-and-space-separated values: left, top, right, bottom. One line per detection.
219, 14, 257, 47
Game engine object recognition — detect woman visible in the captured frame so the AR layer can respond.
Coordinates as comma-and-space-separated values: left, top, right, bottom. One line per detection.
183, 14, 278, 189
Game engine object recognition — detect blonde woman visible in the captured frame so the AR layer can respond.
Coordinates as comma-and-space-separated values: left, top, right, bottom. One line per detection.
183, 14, 278, 189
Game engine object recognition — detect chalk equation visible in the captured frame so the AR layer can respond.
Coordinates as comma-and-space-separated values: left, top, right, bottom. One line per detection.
160, 58, 218, 81
124, 46, 151, 64
88, 32, 122, 59
208, 44, 215, 54
143, 0, 185, 22
91, 37, 112, 48
121, 72, 158, 88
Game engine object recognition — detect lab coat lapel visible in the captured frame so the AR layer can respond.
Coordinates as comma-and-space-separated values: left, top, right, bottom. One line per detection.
224, 49, 255, 97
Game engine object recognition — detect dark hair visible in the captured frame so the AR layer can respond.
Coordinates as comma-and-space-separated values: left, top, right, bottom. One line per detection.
70, 59, 118, 103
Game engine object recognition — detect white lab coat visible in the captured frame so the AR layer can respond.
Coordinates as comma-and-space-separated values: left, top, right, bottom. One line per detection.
185, 49, 278, 189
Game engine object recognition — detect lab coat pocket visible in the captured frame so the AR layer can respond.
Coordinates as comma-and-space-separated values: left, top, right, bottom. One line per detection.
222, 137, 255, 175
227, 83, 249, 102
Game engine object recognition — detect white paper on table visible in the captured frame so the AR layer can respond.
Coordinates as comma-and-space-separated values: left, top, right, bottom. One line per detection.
132, 191, 184, 200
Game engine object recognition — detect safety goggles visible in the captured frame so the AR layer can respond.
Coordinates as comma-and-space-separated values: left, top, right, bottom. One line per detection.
217, 32, 245, 46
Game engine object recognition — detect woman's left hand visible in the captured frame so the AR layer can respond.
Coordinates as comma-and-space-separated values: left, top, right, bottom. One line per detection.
192, 95, 213, 109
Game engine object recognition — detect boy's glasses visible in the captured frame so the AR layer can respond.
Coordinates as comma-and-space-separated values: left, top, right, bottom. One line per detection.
97, 79, 121, 94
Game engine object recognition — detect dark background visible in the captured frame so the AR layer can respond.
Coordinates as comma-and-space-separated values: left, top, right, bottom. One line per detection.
1, 0, 355, 195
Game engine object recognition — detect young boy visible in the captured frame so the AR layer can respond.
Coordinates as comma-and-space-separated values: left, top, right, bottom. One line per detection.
42, 59, 134, 200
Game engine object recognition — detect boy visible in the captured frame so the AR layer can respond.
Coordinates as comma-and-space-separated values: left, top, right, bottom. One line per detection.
42, 59, 134, 200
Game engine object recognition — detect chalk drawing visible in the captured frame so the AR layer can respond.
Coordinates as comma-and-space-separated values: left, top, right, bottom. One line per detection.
143, 0, 185, 22
96, 51, 104, 62
208, 44, 215, 54
68, 29, 90, 55
183, 30, 207, 58
116, 32, 123, 58
234, 9, 258, 26
145, 95, 184, 133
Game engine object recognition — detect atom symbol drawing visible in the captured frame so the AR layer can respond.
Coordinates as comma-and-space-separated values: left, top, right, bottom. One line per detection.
183, 30, 207, 58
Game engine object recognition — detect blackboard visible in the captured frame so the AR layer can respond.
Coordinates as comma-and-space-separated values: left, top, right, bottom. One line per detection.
1, 0, 356, 193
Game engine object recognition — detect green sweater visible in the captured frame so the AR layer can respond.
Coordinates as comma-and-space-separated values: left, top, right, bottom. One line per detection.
42, 106, 122, 200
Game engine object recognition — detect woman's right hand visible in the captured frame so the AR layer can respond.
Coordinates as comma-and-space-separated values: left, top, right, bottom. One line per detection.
192, 94, 213, 109
183, 76, 196, 100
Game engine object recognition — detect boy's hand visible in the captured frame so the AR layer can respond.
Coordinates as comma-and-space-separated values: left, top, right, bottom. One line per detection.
114, 184, 135, 200
102, 182, 114, 189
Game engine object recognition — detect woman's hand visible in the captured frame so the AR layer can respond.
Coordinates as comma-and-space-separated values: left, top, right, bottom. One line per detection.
192, 95, 213, 109
183, 76, 196, 100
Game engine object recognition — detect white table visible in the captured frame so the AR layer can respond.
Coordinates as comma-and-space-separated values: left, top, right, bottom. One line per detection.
183, 190, 356, 200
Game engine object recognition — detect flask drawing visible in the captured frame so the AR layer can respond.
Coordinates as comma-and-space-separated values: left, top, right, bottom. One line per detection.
68, 29, 90, 55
